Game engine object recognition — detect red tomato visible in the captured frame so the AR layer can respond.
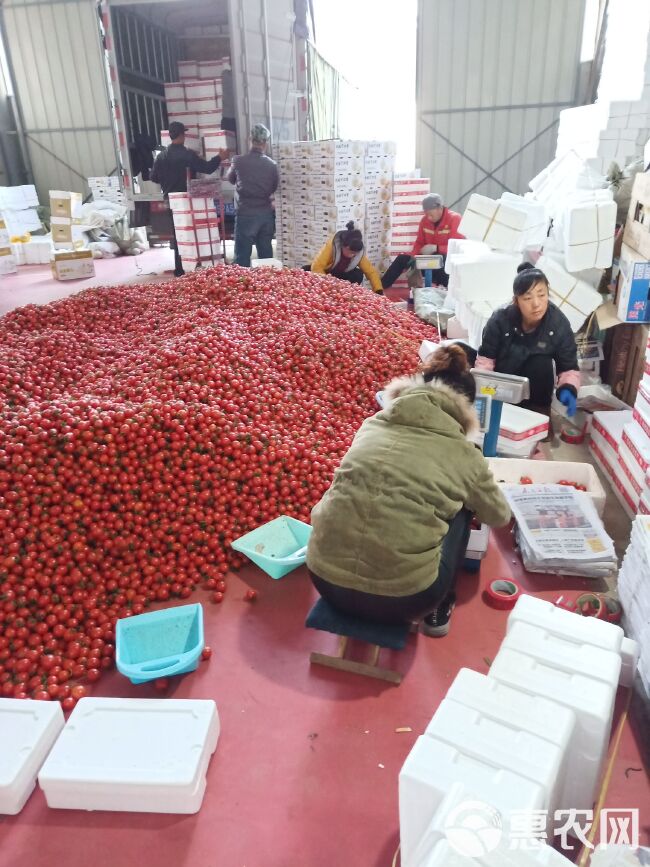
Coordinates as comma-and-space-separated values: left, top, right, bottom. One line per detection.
211, 592, 224, 604
244, 590, 258, 602
201, 646, 212, 661
153, 677, 169, 691
519, 476, 533, 485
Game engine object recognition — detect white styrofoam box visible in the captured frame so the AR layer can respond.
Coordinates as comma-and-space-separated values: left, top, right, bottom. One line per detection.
488, 648, 615, 812
459, 194, 528, 252
166, 98, 187, 114
195, 110, 222, 130
178, 240, 222, 261
590, 436, 638, 519
184, 79, 222, 100
508, 594, 637, 688
622, 422, 650, 484
168, 193, 214, 212
175, 226, 221, 244
446, 251, 519, 305
11, 237, 53, 266
563, 199, 616, 271
486, 457, 606, 516
424, 699, 564, 818
535, 254, 602, 332
39, 698, 219, 813
503, 621, 622, 686
164, 82, 186, 101
446, 668, 574, 751
172, 212, 218, 230
178, 60, 199, 80
619, 443, 644, 497
499, 193, 548, 248
591, 410, 634, 456
421, 839, 574, 867
0, 248, 18, 275
399, 736, 545, 867
197, 60, 221, 79
493, 404, 548, 442
0, 699, 64, 814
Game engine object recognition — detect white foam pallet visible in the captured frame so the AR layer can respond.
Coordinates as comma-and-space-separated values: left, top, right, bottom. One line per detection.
399, 736, 545, 867
39, 698, 219, 813
488, 648, 615, 813
0, 698, 65, 815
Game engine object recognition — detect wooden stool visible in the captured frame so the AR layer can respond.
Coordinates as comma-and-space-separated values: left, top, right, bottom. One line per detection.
305, 598, 409, 684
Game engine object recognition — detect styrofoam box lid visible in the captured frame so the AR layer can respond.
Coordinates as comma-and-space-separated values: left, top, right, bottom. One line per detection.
498, 404, 549, 438
504, 621, 622, 687
39, 698, 219, 787
424, 699, 562, 795
422, 839, 573, 866
592, 410, 634, 441
488, 648, 616, 722
508, 594, 624, 653
400, 735, 545, 809
0, 698, 64, 814
446, 668, 575, 746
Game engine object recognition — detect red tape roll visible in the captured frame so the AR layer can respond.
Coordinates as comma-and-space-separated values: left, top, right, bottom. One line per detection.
484, 579, 522, 610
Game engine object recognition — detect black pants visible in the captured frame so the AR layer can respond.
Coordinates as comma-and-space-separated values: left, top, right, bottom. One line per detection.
309, 509, 472, 625
170, 223, 184, 276
517, 354, 555, 411
381, 254, 449, 289
303, 264, 363, 285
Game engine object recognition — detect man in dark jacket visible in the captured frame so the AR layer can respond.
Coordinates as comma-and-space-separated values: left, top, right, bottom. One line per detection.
227, 124, 278, 267
151, 121, 228, 276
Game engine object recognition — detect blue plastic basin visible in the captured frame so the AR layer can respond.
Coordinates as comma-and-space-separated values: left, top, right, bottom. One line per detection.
231, 516, 312, 579
115, 603, 204, 685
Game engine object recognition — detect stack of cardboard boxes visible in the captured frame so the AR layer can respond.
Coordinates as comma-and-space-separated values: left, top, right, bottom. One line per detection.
275, 140, 395, 272
88, 177, 127, 206
49, 190, 95, 281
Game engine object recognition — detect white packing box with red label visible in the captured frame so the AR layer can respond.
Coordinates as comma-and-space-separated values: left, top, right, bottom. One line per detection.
175, 225, 221, 244
197, 60, 221, 79
621, 421, 650, 485
190, 102, 222, 120
589, 437, 638, 518
591, 410, 633, 455
168, 110, 198, 128
178, 60, 199, 80
173, 211, 218, 229
196, 111, 223, 133
184, 79, 222, 100
166, 98, 187, 114
178, 240, 222, 263
168, 194, 214, 212
618, 444, 644, 499
164, 82, 186, 101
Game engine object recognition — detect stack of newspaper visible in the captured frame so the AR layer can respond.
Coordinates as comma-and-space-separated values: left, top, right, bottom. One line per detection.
618, 516, 650, 698
503, 484, 617, 578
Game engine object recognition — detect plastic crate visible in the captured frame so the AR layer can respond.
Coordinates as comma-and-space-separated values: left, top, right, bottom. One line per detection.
231, 516, 312, 579
116, 603, 204, 685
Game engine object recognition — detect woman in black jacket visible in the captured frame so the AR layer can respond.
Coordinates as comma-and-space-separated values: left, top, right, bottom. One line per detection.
476, 263, 580, 417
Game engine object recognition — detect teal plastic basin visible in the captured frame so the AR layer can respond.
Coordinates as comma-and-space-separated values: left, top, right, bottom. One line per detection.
231, 516, 312, 579
115, 603, 204, 685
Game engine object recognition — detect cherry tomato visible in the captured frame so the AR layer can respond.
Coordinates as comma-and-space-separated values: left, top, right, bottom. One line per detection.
201, 646, 212, 661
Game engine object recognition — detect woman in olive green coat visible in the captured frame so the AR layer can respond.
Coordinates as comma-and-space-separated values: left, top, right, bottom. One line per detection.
307, 345, 511, 636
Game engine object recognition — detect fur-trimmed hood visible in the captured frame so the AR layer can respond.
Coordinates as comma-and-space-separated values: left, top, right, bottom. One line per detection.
382, 373, 478, 436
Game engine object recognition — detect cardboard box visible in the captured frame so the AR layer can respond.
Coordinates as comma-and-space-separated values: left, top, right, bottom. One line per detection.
623, 171, 650, 259
49, 190, 81, 220
51, 250, 95, 281
617, 243, 650, 323
603, 322, 650, 405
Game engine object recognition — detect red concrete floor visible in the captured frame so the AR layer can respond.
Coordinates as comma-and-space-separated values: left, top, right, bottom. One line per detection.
0, 248, 176, 316
0, 529, 648, 867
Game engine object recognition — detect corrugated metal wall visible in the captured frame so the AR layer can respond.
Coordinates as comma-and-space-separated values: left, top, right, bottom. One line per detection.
1, 0, 118, 201
416, 0, 586, 211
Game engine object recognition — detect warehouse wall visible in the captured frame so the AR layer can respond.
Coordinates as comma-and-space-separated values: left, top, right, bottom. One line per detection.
416, 0, 586, 211
1, 0, 119, 202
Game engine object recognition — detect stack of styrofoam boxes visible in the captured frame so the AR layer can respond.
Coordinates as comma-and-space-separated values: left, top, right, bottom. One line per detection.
275, 140, 370, 270
203, 130, 236, 161
444, 240, 520, 348
535, 253, 605, 333
388, 176, 431, 295
589, 409, 636, 517
0, 217, 17, 275
88, 176, 127, 206
399, 595, 637, 867
363, 141, 395, 273
162, 58, 227, 153
618, 516, 650, 698
168, 192, 221, 270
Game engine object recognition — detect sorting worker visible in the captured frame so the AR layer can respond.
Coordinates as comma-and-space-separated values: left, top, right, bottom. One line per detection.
227, 124, 279, 267
307, 221, 384, 294
476, 263, 580, 419
151, 121, 229, 277
381, 193, 464, 290
306, 345, 511, 636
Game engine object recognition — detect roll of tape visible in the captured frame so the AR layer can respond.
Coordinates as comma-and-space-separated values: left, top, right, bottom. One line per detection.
575, 592, 606, 620
484, 579, 522, 610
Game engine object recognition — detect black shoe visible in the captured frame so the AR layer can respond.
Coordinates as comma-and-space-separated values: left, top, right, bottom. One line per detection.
174, 269, 185, 277
420, 593, 456, 637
